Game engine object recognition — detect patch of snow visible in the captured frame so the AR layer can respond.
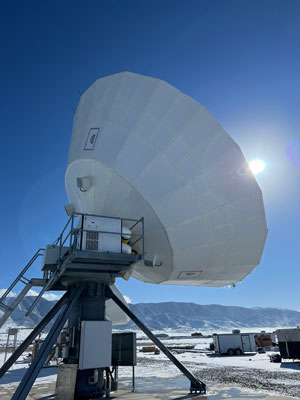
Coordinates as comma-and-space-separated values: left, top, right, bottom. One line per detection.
42, 293, 63, 301
0, 289, 17, 298
0, 287, 63, 301
123, 295, 131, 304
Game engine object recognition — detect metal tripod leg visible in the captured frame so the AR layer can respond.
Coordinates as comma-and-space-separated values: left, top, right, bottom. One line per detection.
12, 285, 83, 400
0, 292, 68, 380
105, 285, 206, 394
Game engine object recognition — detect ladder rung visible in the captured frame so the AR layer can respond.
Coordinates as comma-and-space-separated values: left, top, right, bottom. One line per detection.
20, 276, 30, 282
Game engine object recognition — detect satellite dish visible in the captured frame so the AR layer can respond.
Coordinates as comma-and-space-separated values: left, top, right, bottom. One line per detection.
105, 284, 130, 325
65, 71, 267, 287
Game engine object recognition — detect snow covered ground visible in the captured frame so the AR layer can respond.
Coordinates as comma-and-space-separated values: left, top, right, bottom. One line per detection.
1, 333, 300, 398
0, 352, 58, 386
133, 336, 300, 397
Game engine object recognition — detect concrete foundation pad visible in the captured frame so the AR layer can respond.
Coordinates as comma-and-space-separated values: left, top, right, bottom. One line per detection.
55, 363, 77, 400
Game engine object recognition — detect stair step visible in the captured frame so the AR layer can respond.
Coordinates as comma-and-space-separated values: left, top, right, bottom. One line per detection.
0, 249, 45, 330
0, 303, 12, 312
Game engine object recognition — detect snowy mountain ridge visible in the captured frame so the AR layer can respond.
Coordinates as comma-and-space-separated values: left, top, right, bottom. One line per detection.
1, 296, 300, 333
116, 302, 300, 331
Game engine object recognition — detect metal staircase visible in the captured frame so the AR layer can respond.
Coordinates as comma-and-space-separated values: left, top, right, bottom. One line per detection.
0, 249, 45, 329
0, 213, 208, 398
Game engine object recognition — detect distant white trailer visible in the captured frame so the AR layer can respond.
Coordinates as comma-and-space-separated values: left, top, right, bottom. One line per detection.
213, 331, 256, 355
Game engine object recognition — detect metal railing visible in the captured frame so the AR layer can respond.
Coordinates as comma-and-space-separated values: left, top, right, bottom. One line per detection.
0, 249, 44, 308
26, 213, 145, 316
54, 212, 144, 265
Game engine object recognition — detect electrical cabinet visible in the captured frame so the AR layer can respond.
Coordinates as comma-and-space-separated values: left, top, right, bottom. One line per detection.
78, 215, 121, 253
112, 332, 136, 366
79, 321, 112, 370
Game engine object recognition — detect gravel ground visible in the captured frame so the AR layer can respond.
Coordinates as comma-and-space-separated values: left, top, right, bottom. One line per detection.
138, 357, 300, 398
193, 366, 300, 398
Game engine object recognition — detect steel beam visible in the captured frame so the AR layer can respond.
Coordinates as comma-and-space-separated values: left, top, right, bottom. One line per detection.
0, 292, 68, 380
106, 285, 206, 394
12, 285, 83, 400
0, 283, 33, 329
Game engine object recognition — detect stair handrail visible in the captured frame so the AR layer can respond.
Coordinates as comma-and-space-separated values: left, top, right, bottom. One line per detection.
53, 215, 73, 246
0, 248, 45, 303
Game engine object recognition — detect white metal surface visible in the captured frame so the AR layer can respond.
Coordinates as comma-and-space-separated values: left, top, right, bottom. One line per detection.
245, 333, 257, 351
276, 328, 300, 343
213, 333, 256, 354
241, 334, 251, 352
105, 284, 130, 325
65, 71, 268, 287
42, 245, 69, 268
213, 334, 242, 354
79, 215, 121, 253
79, 321, 112, 369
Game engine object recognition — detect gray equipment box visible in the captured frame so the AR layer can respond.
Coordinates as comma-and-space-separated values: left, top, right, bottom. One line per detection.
42, 245, 69, 271
112, 332, 136, 366
78, 215, 122, 253
79, 321, 112, 370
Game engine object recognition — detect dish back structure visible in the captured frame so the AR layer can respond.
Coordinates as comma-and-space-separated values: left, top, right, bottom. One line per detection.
65, 72, 268, 287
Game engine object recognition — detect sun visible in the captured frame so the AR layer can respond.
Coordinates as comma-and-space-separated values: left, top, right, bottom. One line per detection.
249, 159, 265, 175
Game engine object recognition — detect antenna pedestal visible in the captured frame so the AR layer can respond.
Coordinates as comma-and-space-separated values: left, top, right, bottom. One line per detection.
57, 283, 107, 399
2, 213, 207, 397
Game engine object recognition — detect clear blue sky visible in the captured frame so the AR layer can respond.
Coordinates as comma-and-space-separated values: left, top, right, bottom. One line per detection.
0, 0, 299, 309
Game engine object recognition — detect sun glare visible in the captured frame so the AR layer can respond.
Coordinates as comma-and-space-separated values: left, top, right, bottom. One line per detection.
249, 159, 265, 175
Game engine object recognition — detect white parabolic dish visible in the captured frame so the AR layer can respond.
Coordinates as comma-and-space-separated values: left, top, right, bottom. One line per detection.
65, 72, 268, 287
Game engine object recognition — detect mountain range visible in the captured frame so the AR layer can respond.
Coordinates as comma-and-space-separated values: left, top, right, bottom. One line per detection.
116, 302, 300, 331
1, 296, 300, 333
